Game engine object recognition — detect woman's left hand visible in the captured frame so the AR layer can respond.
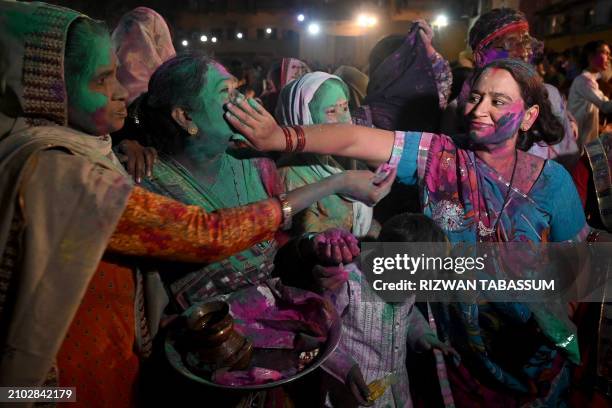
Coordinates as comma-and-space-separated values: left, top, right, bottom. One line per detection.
117, 139, 157, 183
311, 228, 360, 265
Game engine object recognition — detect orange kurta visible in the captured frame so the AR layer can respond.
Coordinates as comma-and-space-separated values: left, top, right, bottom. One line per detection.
57, 187, 281, 407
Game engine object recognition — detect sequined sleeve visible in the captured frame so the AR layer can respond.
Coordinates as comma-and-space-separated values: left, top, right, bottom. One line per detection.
107, 186, 282, 262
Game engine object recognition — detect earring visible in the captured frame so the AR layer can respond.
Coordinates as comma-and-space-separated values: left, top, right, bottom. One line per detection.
187, 124, 198, 136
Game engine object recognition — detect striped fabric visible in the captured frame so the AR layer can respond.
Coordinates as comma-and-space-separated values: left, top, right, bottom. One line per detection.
426, 303, 455, 408
323, 264, 435, 408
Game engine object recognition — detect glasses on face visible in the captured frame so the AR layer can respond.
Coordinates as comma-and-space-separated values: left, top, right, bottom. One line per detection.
493, 34, 544, 59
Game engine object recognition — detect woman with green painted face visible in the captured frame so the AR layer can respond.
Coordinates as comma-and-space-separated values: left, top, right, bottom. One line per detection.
0, 2, 394, 406
129, 54, 391, 312
276, 72, 377, 238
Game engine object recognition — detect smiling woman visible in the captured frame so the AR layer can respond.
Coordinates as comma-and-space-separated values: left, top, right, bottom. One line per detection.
444, 8, 580, 170
227, 57, 590, 407
464, 59, 563, 157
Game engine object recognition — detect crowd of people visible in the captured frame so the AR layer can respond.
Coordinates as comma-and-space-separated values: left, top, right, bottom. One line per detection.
0, 2, 610, 407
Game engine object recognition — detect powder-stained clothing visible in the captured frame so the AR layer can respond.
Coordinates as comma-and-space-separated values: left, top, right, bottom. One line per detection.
0, 4, 281, 407
141, 153, 283, 311
394, 130, 588, 406
57, 187, 281, 408
568, 70, 612, 147
396, 131, 588, 243
322, 264, 434, 408
354, 23, 451, 131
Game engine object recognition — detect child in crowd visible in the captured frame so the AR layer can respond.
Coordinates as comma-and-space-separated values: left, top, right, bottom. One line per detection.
321, 213, 457, 407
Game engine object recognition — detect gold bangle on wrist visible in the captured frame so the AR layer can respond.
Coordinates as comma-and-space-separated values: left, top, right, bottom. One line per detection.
277, 193, 293, 231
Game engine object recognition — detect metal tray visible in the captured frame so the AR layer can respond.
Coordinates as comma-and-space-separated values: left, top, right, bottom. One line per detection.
165, 296, 341, 391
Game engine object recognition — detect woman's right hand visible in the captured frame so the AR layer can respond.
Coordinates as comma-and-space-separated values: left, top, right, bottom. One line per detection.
336, 168, 397, 206
225, 98, 285, 152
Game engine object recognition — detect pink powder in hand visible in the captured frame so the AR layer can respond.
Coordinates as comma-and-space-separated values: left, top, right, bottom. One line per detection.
372, 163, 394, 185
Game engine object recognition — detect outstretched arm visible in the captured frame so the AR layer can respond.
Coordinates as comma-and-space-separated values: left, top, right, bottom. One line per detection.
226, 99, 396, 167
107, 186, 281, 263
107, 169, 396, 263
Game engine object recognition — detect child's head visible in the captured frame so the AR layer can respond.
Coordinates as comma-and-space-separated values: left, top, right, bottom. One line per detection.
378, 213, 446, 243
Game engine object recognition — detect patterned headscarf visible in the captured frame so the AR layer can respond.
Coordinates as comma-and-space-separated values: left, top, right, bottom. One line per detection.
0, 0, 82, 127
469, 8, 529, 67
112, 7, 176, 105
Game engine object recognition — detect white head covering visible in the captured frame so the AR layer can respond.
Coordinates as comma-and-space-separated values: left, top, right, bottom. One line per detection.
276, 72, 373, 237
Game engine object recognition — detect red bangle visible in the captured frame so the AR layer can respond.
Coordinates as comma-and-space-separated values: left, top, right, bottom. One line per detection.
292, 125, 305, 152
281, 126, 293, 152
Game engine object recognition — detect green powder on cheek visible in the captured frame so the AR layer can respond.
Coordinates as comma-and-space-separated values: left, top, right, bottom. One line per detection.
189, 64, 235, 153
308, 79, 349, 124
66, 33, 111, 114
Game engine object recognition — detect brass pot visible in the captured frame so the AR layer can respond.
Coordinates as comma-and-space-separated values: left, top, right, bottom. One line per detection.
184, 301, 252, 370
186, 301, 234, 347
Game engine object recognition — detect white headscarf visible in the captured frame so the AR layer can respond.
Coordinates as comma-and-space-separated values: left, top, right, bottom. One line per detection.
276, 72, 373, 237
